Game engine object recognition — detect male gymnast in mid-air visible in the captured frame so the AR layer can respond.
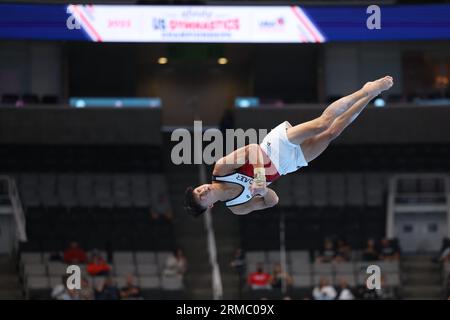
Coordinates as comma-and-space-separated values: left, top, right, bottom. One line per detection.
185, 76, 393, 216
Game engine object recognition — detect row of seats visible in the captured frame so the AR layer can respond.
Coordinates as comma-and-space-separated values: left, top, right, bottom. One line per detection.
0, 145, 162, 172
443, 262, 450, 284
288, 271, 401, 288
20, 251, 184, 299
2, 143, 450, 173
271, 172, 388, 207
25, 275, 184, 300
22, 207, 175, 252
20, 229, 175, 252
240, 207, 386, 250
17, 173, 170, 208
20, 251, 173, 269
305, 144, 450, 172
18, 172, 174, 252
245, 251, 401, 288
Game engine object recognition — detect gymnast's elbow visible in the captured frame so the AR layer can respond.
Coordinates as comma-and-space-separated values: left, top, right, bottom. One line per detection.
264, 194, 279, 208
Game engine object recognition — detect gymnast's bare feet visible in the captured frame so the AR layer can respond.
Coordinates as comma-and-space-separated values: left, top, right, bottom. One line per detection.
363, 76, 394, 97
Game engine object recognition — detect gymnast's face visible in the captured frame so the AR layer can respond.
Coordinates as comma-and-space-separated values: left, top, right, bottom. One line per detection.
193, 184, 215, 209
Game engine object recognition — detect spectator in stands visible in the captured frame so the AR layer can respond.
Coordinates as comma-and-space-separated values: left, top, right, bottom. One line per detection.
49, 251, 63, 262
248, 263, 271, 290
270, 262, 293, 291
375, 275, 400, 299
379, 238, 400, 261
120, 274, 143, 300
336, 278, 354, 300
446, 275, 450, 300
362, 238, 379, 262
79, 277, 94, 300
356, 274, 400, 300
87, 250, 112, 276
230, 248, 246, 275
335, 239, 352, 263
355, 277, 379, 300
315, 238, 336, 263
151, 193, 174, 221
51, 275, 71, 300
312, 277, 337, 300
95, 277, 120, 300
63, 241, 87, 264
163, 249, 187, 279
438, 239, 450, 263
230, 248, 246, 296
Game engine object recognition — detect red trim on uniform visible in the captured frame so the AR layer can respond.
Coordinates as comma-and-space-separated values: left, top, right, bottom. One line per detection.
237, 149, 280, 183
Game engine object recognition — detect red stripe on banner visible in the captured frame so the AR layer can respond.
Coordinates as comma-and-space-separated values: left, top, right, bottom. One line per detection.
297, 7, 324, 42
290, 6, 321, 43
296, 25, 308, 43
72, 5, 102, 42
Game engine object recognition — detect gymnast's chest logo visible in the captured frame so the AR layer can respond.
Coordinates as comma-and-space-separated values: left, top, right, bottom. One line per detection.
235, 174, 253, 185
266, 141, 272, 156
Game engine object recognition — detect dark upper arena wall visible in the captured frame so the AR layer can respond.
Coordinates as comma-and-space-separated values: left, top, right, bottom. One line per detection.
0, 105, 449, 145
235, 105, 450, 145
0, 108, 162, 145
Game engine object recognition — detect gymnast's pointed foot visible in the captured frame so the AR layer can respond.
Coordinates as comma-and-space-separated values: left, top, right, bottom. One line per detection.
363, 76, 394, 97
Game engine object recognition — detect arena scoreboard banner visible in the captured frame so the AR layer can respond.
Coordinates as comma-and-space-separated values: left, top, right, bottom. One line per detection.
0, 4, 449, 43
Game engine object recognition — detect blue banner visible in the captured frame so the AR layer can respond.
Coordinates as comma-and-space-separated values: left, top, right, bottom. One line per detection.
0, 4, 449, 43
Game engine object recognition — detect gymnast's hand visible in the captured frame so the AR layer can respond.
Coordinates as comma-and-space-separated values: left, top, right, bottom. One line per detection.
249, 180, 268, 197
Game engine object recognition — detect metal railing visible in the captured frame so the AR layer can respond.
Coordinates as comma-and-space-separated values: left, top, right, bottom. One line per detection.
199, 164, 223, 300
0, 175, 27, 242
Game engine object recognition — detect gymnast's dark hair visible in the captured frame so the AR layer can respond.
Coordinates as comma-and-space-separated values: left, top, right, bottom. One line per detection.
184, 186, 207, 217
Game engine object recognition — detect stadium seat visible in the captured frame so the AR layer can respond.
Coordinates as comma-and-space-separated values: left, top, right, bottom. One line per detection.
290, 261, 311, 275
161, 276, 183, 290
288, 251, 310, 263
328, 174, 346, 207
292, 175, 311, 207
136, 264, 159, 276
246, 251, 266, 264
379, 261, 400, 273
21, 253, 42, 264
312, 262, 333, 275
385, 273, 401, 287
24, 264, 47, 276
335, 262, 354, 274
312, 275, 333, 286
47, 262, 67, 276
114, 276, 128, 288
139, 276, 161, 289
334, 273, 356, 287
26, 276, 50, 299
156, 252, 172, 269
266, 250, 281, 263
113, 251, 135, 264
114, 264, 136, 276
292, 274, 312, 288
311, 174, 328, 207
346, 173, 365, 206
49, 276, 62, 287
135, 251, 157, 264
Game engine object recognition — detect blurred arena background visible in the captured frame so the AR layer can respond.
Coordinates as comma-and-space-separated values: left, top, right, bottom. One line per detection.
0, 0, 449, 301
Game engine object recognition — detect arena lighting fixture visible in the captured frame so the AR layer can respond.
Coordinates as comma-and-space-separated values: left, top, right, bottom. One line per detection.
69, 97, 161, 108
235, 97, 260, 108
374, 98, 386, 107
158, 57, 168, 65
217, 57, 228, 65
